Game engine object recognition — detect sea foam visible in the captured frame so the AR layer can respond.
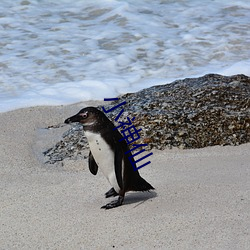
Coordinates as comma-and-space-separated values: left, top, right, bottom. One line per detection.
0, 0, 249, 112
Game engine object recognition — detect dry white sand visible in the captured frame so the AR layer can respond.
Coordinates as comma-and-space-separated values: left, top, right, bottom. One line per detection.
0, 102, 249, 249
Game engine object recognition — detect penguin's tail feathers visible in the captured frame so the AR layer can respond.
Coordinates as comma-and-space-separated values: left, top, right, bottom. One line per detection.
132, 176, 154, 192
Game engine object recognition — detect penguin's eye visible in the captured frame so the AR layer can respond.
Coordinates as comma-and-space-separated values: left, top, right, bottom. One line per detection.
79, 112, 88, 119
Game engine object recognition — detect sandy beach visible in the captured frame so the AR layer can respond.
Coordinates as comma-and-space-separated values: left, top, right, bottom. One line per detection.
0, 102, 249, 249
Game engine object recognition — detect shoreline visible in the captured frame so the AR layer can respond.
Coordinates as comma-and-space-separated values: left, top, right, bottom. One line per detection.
0, 102, 249, 249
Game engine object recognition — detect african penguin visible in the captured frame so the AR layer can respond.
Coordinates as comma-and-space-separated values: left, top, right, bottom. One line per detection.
65, 107, 154, 209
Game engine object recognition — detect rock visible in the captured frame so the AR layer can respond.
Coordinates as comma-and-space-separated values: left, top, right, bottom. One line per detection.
43, 74, 250, 164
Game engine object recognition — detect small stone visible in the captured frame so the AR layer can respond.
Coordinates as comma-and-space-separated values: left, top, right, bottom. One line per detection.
178, 130, 187, 136
143, 138, 153, 143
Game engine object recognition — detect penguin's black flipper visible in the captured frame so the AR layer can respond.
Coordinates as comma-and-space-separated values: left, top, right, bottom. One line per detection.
88, 151, 98, 175
114, 142, 124, 190
105, 187, 118, 198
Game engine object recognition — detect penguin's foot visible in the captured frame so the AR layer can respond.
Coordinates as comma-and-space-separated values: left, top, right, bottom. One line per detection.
101, 196, 124, 209
105, 187, 118, 198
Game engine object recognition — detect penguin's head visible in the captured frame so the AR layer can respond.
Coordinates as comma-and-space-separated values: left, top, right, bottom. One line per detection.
65, 107, 107, 128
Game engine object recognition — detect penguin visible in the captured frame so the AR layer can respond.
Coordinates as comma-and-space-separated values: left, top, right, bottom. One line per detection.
65, 107, 154, 209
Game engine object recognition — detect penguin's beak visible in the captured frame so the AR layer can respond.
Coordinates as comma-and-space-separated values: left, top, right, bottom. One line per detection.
64, 114, 81, 124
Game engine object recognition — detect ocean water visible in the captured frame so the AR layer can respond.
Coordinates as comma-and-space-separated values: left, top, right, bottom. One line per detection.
0, 0, 250, 112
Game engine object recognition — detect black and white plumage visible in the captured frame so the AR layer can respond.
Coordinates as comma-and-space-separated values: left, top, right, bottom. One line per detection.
65, 107, 154, 209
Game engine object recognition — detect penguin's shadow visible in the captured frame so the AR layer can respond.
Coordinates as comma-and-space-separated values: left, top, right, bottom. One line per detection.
122, 190, 157, 208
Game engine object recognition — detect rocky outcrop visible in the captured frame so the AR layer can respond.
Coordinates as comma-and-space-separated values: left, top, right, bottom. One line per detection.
44, 74, 250, 163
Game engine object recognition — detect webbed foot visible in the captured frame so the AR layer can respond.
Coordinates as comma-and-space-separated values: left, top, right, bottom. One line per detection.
101, 196, 124, 209
105, 187, 118, 198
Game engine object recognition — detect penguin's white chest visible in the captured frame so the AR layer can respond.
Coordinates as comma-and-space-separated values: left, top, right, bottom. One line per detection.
84, 131, 120, 193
